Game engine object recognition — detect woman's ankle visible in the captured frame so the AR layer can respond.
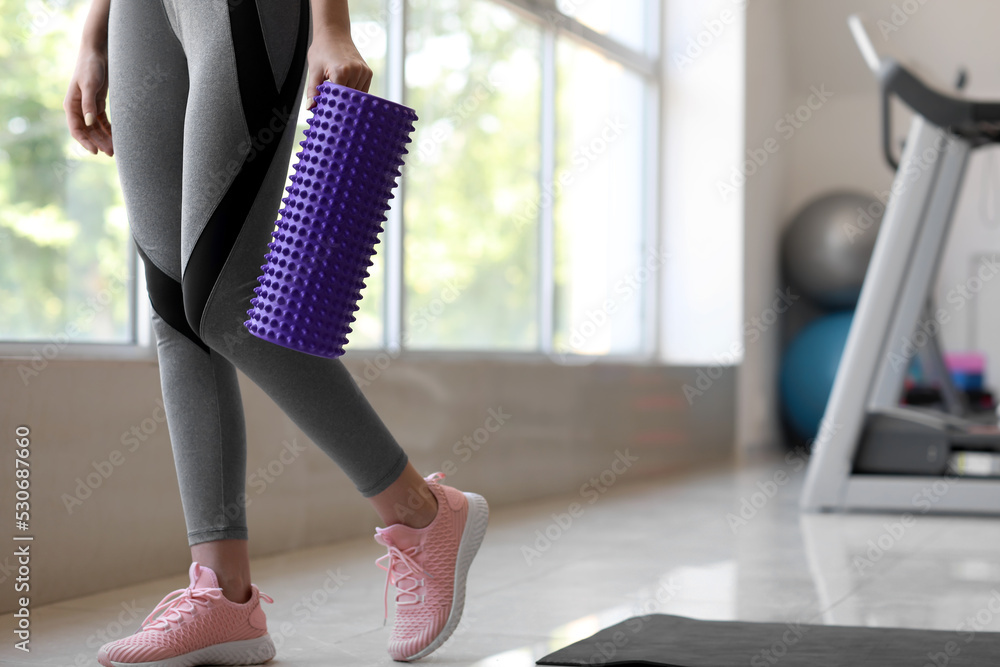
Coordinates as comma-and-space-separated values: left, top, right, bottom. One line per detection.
403, 489, 439, 529
218, 579, 252, 604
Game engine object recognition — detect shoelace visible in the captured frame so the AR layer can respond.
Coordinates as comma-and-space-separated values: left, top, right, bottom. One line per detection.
141, 586, 274, 631
374, 537, 436, 625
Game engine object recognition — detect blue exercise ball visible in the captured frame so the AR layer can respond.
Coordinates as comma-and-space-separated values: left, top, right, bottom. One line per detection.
780, 311, 854, 441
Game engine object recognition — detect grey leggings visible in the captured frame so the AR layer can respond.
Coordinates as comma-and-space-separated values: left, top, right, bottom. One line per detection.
107, 0, 408, 546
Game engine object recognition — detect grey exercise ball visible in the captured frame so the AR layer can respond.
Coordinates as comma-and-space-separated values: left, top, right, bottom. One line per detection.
782, 191, 884, 309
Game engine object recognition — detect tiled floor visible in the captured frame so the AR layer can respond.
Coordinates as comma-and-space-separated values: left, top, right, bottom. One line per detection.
5, 457, 1000, 666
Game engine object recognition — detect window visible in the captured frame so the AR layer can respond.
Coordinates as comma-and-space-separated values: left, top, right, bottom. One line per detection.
553, 40, 648, 358
3, 0, 659, 362
394, 0, 659, 357
404, 0, 542, 350
1, 0, 134, 345
555, 0, 649, 53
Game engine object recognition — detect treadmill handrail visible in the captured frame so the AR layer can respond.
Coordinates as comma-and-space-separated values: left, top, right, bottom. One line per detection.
847, 14, 881, 75
848, 14, 1000, 169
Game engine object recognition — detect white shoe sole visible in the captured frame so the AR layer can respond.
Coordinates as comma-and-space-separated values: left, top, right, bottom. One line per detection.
108, 634, 275, 667
402, 492, 489, 661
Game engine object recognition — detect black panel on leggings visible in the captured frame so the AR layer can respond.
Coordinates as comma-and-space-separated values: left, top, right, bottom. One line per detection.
136, 243, 211, 354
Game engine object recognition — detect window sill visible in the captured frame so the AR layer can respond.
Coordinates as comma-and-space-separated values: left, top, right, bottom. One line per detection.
0, 342, 676, 367
0, 342, 158, 362
341, 346, 671, 367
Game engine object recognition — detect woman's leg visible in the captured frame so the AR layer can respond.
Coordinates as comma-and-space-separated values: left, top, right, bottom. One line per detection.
109, 0, 259, 604
189, 468, 442, 606
191, 539, 252, 603
171, 0, 423, 511
112, 0, 434, 599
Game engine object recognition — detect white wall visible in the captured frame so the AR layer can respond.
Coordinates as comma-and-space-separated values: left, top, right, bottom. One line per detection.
935, 145, 1000, 389
738, 0, 789, 459
659, 0, 744, 365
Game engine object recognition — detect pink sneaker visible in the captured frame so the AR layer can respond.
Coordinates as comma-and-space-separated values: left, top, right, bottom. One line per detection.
374, 472, 489, 661
97, 562, 276, 667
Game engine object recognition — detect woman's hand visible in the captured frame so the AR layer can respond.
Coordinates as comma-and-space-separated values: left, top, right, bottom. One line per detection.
306, 28, 373, 108
65, 46, 114, 157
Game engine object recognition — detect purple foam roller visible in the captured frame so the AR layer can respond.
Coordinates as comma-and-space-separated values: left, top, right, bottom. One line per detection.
244, 81, 417, 358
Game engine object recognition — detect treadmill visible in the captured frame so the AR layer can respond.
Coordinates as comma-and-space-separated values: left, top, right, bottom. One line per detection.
800, 16, 1000, 514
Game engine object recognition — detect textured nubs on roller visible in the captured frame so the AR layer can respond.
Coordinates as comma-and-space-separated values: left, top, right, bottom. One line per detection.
244, 81, 417, 358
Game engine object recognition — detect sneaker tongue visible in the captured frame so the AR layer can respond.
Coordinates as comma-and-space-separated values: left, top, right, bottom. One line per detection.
381, 523, 425, 551
190, 562, 221, 589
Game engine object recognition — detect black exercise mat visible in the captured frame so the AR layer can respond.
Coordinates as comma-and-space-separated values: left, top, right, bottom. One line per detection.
536, 613, 1000, 666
